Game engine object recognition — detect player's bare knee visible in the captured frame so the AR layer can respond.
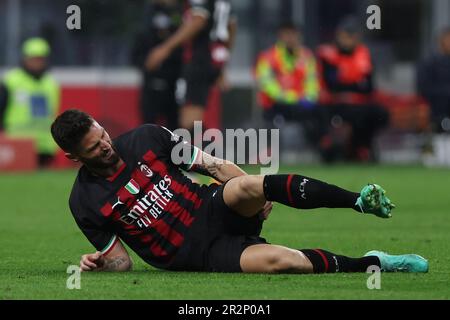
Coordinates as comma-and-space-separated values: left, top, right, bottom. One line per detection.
237, 176, 263, 199
270, 254, 296, 273
259, 250, 289, 273
268, 249, 309, 273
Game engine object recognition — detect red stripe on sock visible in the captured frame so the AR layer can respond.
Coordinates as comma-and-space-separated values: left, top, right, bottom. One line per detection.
286, 175, 294, 206
313, 249, 329, 273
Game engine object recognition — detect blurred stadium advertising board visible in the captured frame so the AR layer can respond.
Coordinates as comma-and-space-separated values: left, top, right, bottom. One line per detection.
424, 135, 450, 168
0, 136, 37, 172
54, 68, 221, 138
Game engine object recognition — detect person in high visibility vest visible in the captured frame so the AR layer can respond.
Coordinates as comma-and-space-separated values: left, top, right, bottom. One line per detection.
0, 37, 60, 168
255, 22, 329, 158
317, 17, 389, 162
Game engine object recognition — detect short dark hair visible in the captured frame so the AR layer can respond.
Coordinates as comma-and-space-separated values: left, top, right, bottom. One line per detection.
278, 21, 301, 33
337, 16, 361, 34
51, 109, 94, 152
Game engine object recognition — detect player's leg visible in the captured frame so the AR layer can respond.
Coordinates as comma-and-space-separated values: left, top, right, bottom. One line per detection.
214, 183, 265, 237
240, 244, 428, 274
140, 82, 156, 125
222, 176, 266, 218
178, 64, 211, 133
223, 175, 395, 219
239, 244, 314, 274
166, 89, 180, 131
179, 104, 204, 131
240, 244, 382, 274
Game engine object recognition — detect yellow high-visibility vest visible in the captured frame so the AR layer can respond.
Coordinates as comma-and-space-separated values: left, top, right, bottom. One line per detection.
3, 68, 60, 154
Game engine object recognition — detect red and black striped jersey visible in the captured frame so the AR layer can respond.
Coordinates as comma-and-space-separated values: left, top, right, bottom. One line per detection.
69, 124, 212, 269
186, 0, 235, 64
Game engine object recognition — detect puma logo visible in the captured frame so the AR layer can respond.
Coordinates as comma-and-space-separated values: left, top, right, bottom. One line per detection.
112, 197, 125, 210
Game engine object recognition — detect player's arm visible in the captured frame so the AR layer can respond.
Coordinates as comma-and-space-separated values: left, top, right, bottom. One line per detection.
146, 13, 207, 70
80, 239, 132, 272
190, 149, 248, 183
162, 13, 207, 53
226, 17, 237, 50
190, 149, 273, 220
215, 17, 238, 90
71, 195, 133, 272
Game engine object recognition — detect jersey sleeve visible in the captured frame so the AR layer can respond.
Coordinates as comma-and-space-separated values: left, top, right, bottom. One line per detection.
69, 196, 118, 255
189, 0, 212, 19
153, 125, 200, 172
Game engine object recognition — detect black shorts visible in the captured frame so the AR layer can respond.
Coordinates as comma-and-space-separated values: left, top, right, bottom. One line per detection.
182, 62, 222, 107
140, 81, 179, 130
168, 183, 268, 273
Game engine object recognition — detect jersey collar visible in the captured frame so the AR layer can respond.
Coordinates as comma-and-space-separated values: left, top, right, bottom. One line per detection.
107, 162, 127, 182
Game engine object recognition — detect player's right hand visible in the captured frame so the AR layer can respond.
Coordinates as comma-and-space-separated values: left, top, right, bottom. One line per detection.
80, 251, 105, 272
145, 45, 171, 71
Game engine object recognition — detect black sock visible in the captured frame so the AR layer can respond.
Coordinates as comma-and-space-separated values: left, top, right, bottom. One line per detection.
263, 175, 361, 211
300, 249, 381, 273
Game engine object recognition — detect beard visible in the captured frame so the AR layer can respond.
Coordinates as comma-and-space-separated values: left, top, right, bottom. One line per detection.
82, 144, 121, 170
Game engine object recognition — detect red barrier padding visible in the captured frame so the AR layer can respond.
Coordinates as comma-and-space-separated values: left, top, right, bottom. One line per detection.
0, 135, 37, 172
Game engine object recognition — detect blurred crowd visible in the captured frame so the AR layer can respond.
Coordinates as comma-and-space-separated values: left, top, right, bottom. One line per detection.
255, 17, 389, 162
1, 0, 450, 168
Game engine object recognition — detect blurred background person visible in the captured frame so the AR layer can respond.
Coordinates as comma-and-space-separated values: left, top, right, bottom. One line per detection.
0, 37, 60, 168
131, 0, 183, 131
145, 0, 237, 136
417, 27, 450, 134
317, 17, 389, 162
255, 22, 330, 160
0, 0, 443, 169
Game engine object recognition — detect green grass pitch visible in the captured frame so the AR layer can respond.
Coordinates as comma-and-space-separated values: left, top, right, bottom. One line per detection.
1, 165, 449, 300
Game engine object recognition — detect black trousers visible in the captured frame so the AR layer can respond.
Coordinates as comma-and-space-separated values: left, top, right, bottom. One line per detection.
263, 103, 329, 146
427, 97, 450, 132
325, 103, 390, 151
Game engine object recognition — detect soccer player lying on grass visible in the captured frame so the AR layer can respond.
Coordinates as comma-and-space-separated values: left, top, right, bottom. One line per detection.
51, 110, 429, 274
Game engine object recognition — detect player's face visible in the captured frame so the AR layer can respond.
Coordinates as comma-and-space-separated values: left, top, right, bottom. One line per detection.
23, 56, 47, 73
74, 122, 120, 169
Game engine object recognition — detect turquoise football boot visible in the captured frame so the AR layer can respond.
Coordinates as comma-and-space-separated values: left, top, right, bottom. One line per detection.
355, 184, 395, 218
365, 250, 429, 273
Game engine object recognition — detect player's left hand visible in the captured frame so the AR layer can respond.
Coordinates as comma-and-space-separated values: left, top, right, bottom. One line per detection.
145, 45, 171, 71
258, 201, 273, 221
